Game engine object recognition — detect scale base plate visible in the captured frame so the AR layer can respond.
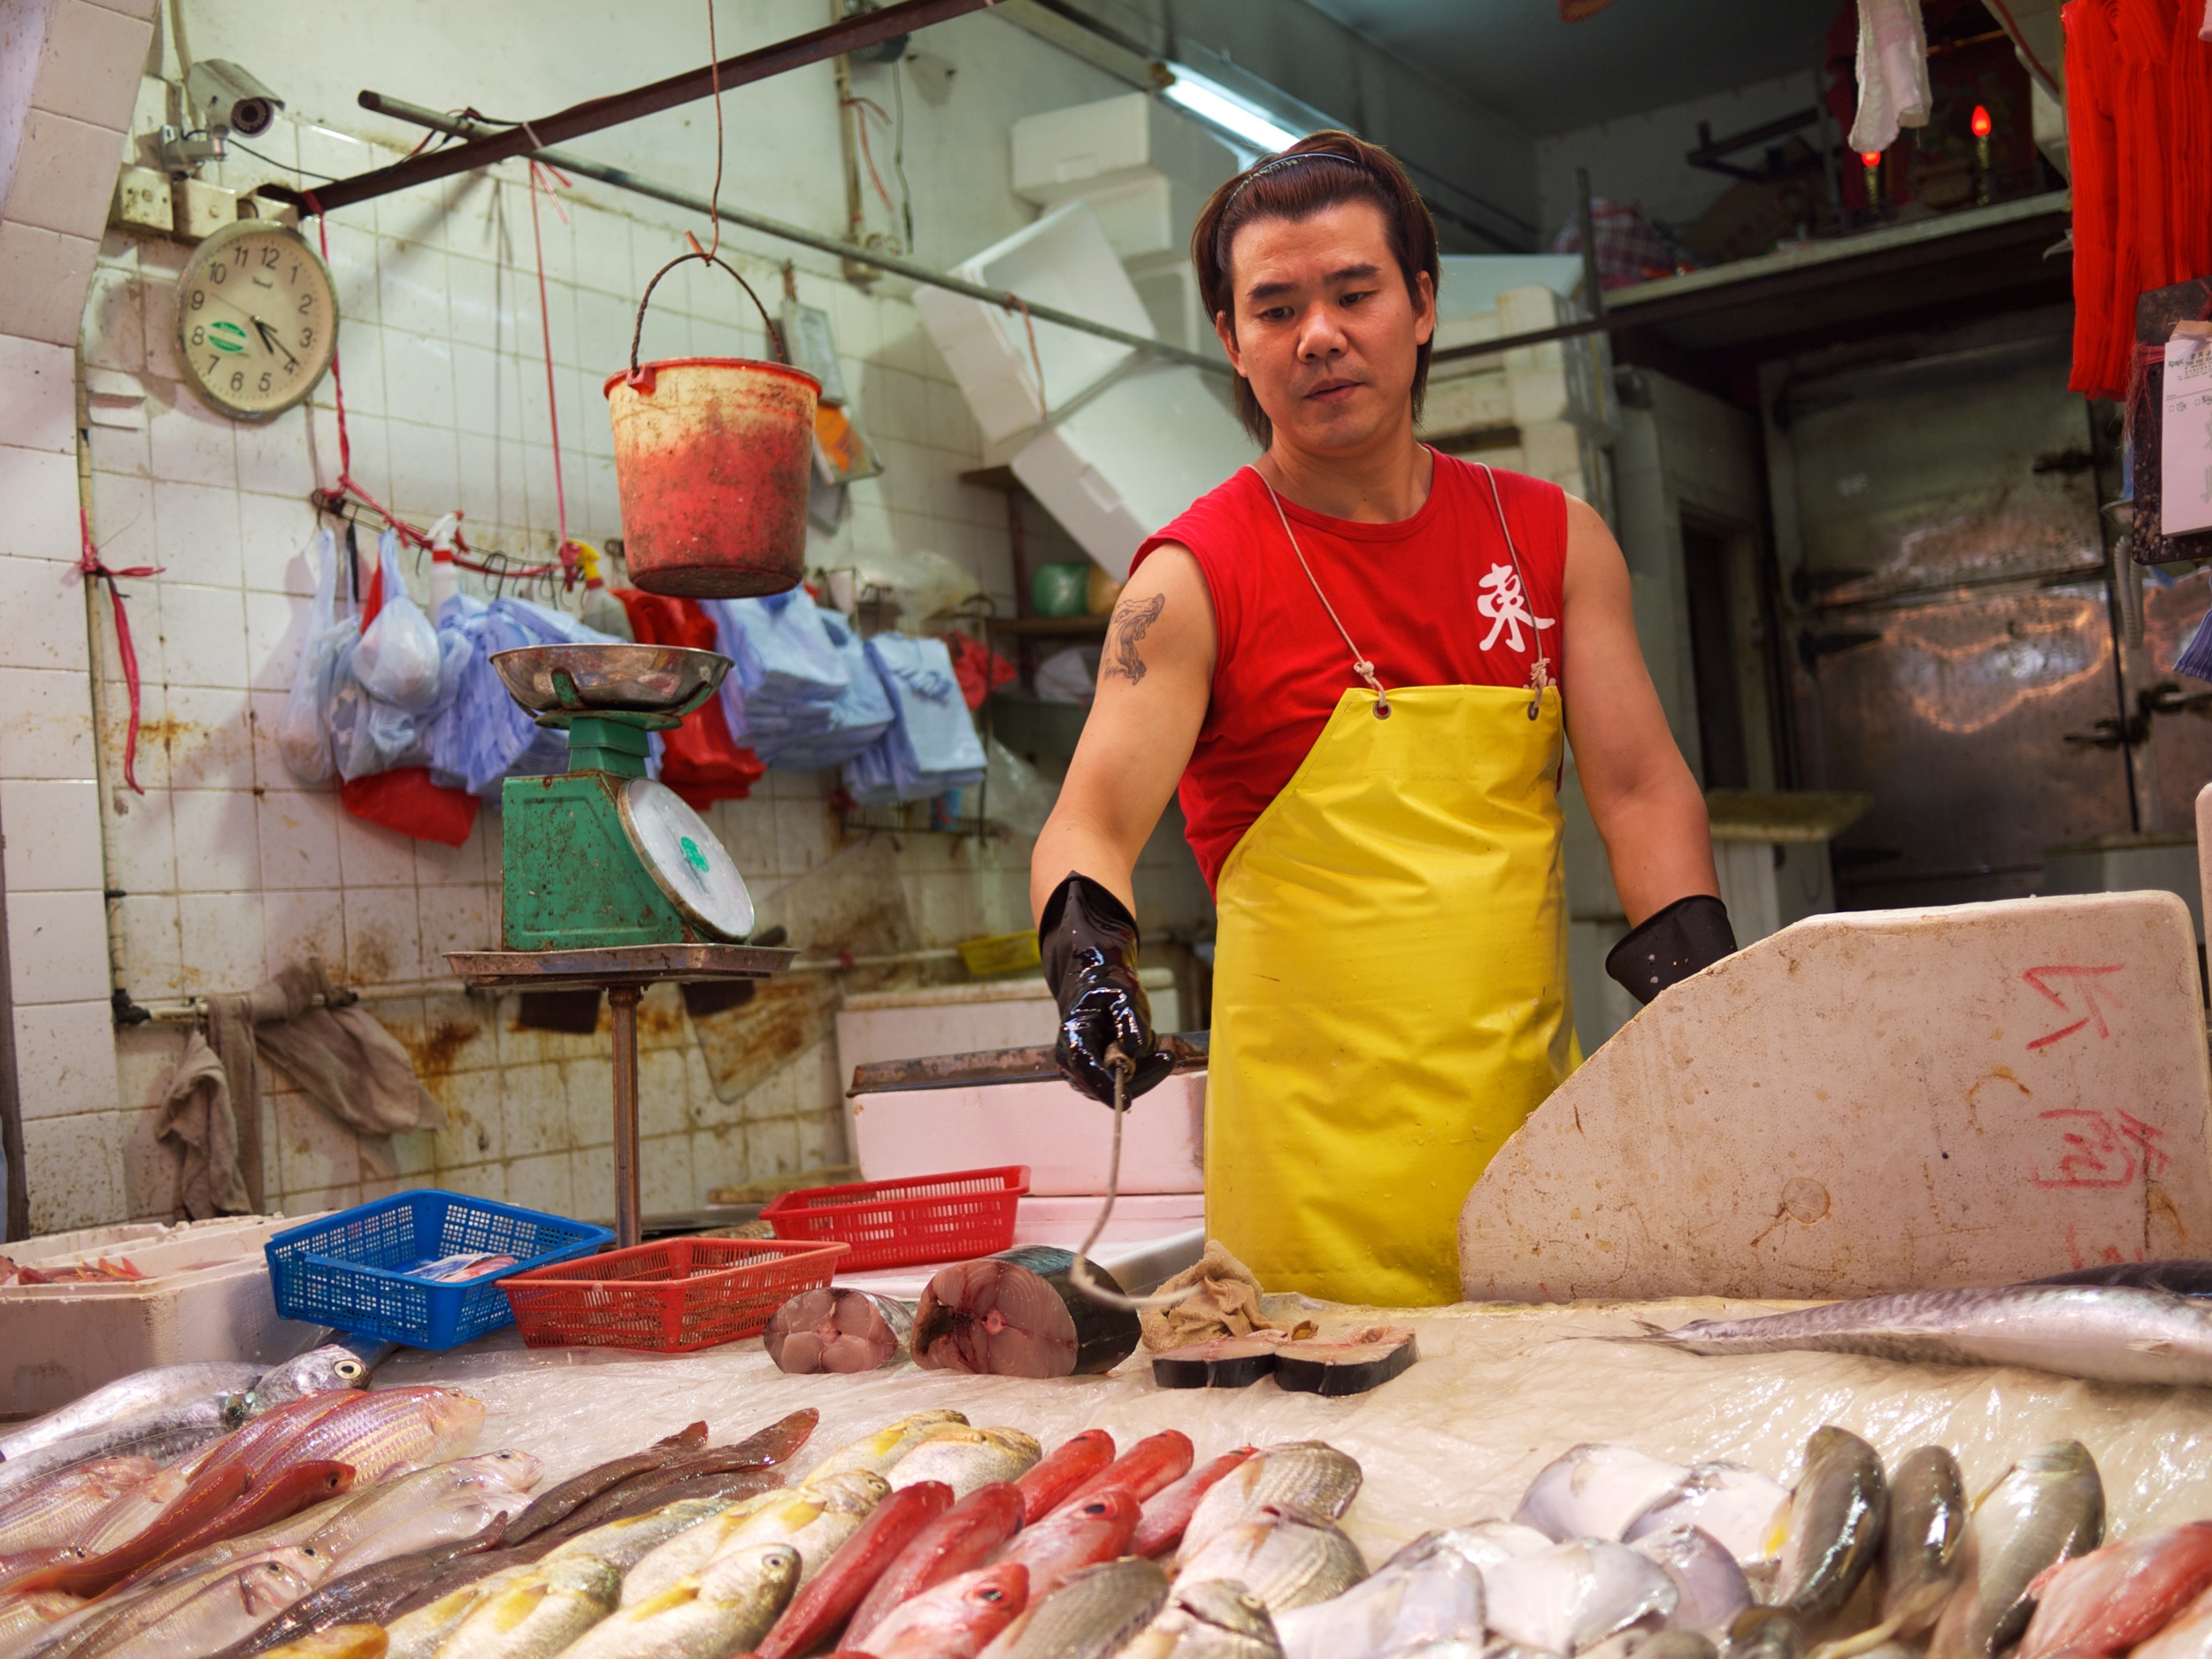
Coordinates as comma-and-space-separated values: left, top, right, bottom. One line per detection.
447, 943, 795, 993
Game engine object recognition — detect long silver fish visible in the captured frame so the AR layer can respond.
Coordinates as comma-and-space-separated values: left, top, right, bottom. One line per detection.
248, 1345, 384, 1409
0, 1365, 263, 1465
0, 1408, 244, 1504
1770, 1428, 1886, 1623
1635, 1285, 2212, 1387
1927, 1442, 2103, 1659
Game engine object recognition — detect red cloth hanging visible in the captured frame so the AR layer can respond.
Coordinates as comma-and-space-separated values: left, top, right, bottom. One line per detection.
611, 589, 765, 807
941, 629, 1014, 710
340, 767, 481, 847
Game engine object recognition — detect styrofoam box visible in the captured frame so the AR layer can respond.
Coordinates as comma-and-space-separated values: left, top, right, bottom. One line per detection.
836, 971, 1179, 1079
849, 1070, 1206, 1196
1010, 362, 1255, 581
1125, 250, 1214, 357
1011, 92, 1235, 208
2, 1213, 329, 1416
913, 201, 1156, 447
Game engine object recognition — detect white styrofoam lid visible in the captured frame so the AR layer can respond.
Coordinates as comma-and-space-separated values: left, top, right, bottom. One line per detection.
619, 778, 756, 941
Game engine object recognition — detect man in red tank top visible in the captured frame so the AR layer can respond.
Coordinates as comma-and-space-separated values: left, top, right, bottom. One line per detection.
1027, 133, 1732, 1304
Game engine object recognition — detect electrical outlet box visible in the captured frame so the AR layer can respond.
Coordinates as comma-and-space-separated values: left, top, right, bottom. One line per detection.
171, 179, 239, 242
111, 165, 174, 234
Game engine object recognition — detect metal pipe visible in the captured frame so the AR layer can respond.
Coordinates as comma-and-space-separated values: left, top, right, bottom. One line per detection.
272, 0, 997, 217
357, 95, 1233, 377
609, 984, 642, 1249
0, 787, 24, 1243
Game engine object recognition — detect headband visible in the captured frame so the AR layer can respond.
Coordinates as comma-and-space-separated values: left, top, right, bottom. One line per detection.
1221, 150, 1363, 211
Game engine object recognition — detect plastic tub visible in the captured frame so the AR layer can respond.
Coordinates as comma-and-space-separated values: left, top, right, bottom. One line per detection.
761, 1166, 1029, 1270
265, 1191, 611, 1351
501, 1237, 849, 1352
849, 1071, 1204, 1195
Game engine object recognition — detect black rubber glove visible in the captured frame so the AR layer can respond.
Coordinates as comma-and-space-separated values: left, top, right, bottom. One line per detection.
1605, 894, 1738, 1006
1040, 873, 1175, 1107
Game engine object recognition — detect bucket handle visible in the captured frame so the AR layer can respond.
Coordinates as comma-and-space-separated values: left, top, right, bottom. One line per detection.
627, 250, 789, 388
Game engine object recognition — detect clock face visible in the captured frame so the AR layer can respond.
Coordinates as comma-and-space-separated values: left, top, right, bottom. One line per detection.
174, 219, 338, 420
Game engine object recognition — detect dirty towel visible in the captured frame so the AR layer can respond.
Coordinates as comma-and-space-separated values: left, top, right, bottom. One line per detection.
1847, 0, 1932, 152
251, 962, 444, 1147
1139, 1239, 1308, 1352
156, 1031, 254, 1220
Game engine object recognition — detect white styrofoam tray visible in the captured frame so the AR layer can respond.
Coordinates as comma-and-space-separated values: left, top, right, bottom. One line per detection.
849, 1070, 1204, 1196
834, 1191, 1205, 1301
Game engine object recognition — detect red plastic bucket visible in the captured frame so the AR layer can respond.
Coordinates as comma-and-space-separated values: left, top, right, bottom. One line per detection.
604, 254, 819, 599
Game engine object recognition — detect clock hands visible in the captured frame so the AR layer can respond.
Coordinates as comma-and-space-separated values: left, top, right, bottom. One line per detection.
251, 316, 300, 369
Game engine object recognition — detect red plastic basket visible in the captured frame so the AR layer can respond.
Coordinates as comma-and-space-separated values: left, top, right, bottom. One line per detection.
759, 1165, 1029, 1271
498, 1236, 849, 1353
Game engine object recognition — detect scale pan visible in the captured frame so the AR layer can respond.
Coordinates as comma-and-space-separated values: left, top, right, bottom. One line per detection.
490, 643, 731, 714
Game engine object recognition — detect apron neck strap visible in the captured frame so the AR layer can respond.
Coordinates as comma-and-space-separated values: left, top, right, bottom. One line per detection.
1474, 462, 1555, 722
1252, 468, 1393, 720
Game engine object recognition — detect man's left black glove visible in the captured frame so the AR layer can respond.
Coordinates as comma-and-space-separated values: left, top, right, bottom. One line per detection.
1039, 873, 1176, 1106
1604, 893, 1737, 1005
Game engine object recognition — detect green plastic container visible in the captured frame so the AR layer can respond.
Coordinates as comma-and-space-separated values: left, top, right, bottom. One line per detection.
1030, 562, 1091, 618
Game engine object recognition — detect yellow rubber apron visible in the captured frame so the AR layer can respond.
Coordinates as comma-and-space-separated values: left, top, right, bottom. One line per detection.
1205, 470, 1577, 1307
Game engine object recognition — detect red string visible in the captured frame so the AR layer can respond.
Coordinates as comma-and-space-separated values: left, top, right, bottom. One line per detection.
526, 157, 581, 588
78, 508, 161, 795
841, 96, 898, 213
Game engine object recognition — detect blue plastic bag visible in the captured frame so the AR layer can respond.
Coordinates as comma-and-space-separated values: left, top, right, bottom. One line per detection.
843, 633, 987, 805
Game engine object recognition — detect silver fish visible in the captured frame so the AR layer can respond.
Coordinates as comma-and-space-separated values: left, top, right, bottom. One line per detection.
558, 1543, 799, 1659
1927, 1442, 2102, 1659
1421, 1521, 1555, 1577
250, 1345, 381, 1408
31, 1543, 334, 1659
1770, 1429, 1885, 1622
0, 1364, 263, 1463
0, 1403, 245, 1502
1878, 1447, 1969, 1638
1631, 1526, 1750, 1639
1177, 1512, 1369, 1616
1624, 1466, 1792, 1565
984, 1557, 1172, 1659
1637, 1285, 2212, 1387
96, 1547, 334, 1659
1182, 1445, 1363, 1562
1485, 1540, 1678, 1655
1273, 1531, 1485, 1659
1517, 1447, 1691, 1544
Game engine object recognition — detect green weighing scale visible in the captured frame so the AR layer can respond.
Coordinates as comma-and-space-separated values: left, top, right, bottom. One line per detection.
443, 642, 794, 1248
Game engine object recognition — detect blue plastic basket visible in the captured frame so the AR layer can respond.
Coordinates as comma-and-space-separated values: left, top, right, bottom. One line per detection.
265, 1190, 612, 1350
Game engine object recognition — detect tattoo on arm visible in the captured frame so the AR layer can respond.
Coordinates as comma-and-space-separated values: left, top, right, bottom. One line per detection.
1105, 594, 1167, 685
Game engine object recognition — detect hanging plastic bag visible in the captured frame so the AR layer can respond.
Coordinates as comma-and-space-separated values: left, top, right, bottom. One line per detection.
340, 766, 480, 847
277, 529, 353, 785
984, 733, 1058, 838
350, 530, 443, 710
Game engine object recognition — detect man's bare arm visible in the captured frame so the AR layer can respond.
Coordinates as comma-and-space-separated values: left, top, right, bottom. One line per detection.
1030, 546, 1216, 919
1556, 497, 1720, 923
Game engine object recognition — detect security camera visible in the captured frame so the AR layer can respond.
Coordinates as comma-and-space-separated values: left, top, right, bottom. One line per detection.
187, 59, 283, 138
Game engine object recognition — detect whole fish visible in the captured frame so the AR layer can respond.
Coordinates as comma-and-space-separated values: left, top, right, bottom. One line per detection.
807, 1413, 971, 1483
1017, 1432, 1117, 1525
753, 1481, 953, 1659
381, 1570, 540, 1659
0, 1459, 157, 1552
846, 1482, 1027, 1645
981, 1556, 1169, 1659
252, 1626, 388, 1659
1062, 1433, 1195, 1511
889, 1430, 1042, 1500
0, 1366, 264, 1464
191, 1397, 366, 1487
79, 1466, 197, 1556
558, 1543, 799, 1659
0, 1590, 83, 1656
1271, 1531, 1485, 1659
248, 1388, 483, 1486
995, 1489, 1142, 1600
614, 1510, 762, 1613
1770, 1428, 1886, 1623
1172, 1512, 1367, 1616
538, 1414, 818, 1543
430, 1555, 618, 1659
1180, 1446, 1362, 1563
301, 1452, 541, 1571
34, 1543, 335, 1659
498, 1425, 708, 1547
1624, 1465, 1792, 1564
542, 1497, 736, 1575
108, 1462, 356, 1594
1630, 1526, 1750, 1638
2029, 1261, 2212, 1297
864, 1563, 1030, 1659
1134, 1453, 1257, 1560
1417, 1520, 1553, 1576
0, 1409, 242, 1505
1482, 1539, 1676, 1653
1133, 1578, 1282, 1659
716, 1471, 888, 1586
98, 1547, 334, 1659
250, 1348, 381, 1409
1928, 1442, 2103, 1659
10, 1463, 252, 1597
208, 1519, 511, 1656
1861, 1446, 1970, 1647
1636, 1286, 2212, 1387
1517, 1446, 1691, 1545
2013, 1521, 2212, 1659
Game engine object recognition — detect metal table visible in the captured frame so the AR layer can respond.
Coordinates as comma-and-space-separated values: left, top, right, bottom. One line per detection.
446, 943, 795, 1248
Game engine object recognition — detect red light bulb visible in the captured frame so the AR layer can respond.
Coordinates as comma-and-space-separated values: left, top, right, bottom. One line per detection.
1860, 150, 1883, 168
1971, 104, 1993, 138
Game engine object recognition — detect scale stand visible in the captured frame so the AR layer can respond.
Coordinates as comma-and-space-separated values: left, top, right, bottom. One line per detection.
446, 943, 794, 1248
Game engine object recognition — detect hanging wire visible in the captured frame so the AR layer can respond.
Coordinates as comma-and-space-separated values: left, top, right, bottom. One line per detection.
705, 0, 726, 261
840, 94, 900, 219
891, 61, 913, 250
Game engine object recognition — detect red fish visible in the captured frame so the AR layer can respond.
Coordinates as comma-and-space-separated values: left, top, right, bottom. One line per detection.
858, 1563, 1029, 1659
1131, 1448, 1256, 1557
0, 1548, 86, 1593
754, 1479, 955, 1659
991, 1488, 1140, 1599
111, 1460, 355, 1594
1056, 1431, 1193, 1511
188, 1393, 357, 1483
846, 1481, 1025, 1645
2019, 1523, 2212, 1659
1016, 1431, 1115, 1526
11, 1463, 250, 1596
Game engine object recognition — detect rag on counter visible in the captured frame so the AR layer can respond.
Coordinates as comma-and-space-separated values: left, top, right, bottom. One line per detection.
157, 959, 445, 1218
842, 633, 987, 806
1137, 1238, 1302, 1353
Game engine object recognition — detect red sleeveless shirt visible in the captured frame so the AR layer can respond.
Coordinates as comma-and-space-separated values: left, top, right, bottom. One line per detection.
1132, 454, 1569, 891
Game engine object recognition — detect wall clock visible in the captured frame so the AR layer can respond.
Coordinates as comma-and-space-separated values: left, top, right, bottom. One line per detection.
173, 217, 338, 420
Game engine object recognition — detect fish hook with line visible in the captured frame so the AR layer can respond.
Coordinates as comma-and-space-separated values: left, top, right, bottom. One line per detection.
1066, 1046, 1206, 1312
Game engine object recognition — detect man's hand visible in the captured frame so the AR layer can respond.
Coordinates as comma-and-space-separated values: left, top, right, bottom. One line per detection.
1040, 874, 1175, 1106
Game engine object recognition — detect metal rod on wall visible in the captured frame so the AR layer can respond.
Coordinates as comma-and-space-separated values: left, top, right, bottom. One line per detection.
354, 95, 1234, 377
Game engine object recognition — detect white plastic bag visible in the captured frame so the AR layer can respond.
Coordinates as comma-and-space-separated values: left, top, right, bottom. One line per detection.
351, 530, 442, 710
277, 530, 354, 785
984, 734, 1058, 838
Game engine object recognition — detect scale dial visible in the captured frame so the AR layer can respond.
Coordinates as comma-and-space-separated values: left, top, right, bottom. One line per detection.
174, 218, 338, 420
618, 779, 757, 941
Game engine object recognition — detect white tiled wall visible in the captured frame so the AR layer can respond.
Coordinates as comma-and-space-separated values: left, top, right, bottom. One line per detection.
44, 97, 1212, 1233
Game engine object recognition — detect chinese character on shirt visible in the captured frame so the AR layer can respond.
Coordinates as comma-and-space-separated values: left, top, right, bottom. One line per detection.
1478, 564, 1557, 653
